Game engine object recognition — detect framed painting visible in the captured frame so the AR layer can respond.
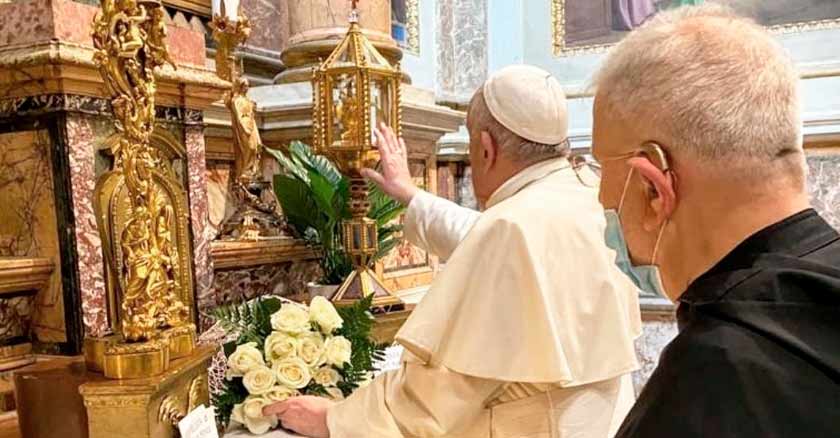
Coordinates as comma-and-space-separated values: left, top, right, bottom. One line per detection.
553, 0, 840, 56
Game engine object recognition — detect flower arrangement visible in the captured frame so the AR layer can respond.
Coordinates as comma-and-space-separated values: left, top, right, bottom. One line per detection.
212, 295, 386, 434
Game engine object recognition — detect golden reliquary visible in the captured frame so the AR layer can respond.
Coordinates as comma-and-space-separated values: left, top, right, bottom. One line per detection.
311, 6, 405, 309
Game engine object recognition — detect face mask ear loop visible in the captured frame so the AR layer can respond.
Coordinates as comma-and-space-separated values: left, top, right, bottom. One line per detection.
651, 219, 667, 264
616, 167, 635, 216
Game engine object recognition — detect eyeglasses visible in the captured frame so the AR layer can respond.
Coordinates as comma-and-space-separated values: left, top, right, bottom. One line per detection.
597, 142, 671, 172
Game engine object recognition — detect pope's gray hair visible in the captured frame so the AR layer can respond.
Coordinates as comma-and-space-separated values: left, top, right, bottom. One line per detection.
467, 88, 570, 164
591, 3, 805, 185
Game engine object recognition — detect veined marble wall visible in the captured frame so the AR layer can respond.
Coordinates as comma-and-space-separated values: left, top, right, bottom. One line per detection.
0, 129, 62, 343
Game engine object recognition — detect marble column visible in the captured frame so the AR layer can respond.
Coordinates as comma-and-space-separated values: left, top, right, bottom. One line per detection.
185, 123, 217, 331
66, 114, 109, 338
436, 0, 488, 105
276, 0, 400, 83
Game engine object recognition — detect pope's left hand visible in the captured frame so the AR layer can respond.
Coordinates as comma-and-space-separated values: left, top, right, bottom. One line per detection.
263, 396, 334, 438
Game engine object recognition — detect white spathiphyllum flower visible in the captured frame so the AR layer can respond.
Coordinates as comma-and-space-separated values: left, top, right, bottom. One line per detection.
297, 331, 326, 368
242, 366, 277, 395
313, 366, 341, 387
238, 396, 277, 435
323, 336, 352, 367
270, 304, 311, 334
309, 296, 344, 334
264, 331, 300, 363
265, 385, 300, 402
226, 342, 266, 379
273, 357, 313, 389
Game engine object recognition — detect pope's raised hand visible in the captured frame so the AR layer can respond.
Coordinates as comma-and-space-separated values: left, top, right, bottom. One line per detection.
361, 123, 418, 205
263, 395, 332, 438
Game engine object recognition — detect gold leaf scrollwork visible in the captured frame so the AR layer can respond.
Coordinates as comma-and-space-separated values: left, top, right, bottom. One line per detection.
158, 395, 185, 427
91, 0, 191, 342
188, 375, 205, 412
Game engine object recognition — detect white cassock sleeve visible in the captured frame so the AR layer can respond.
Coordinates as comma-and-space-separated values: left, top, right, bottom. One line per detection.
403, 190, 481, 260
326, 359, 502, 438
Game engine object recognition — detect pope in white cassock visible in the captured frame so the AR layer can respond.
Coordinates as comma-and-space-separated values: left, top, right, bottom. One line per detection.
264, 65, 643, 438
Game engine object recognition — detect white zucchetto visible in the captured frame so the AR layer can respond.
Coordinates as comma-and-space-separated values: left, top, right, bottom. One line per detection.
483, 65, 569, 145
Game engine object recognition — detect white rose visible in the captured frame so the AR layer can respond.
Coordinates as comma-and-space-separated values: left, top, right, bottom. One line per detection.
323, 336, 352, 367
264, 331, 299, 363
244, 396, 278, 435
309, 296, 344, 334
273, 357, 312, 389
242, 366, 277, 395
231, 397, 277, 435
313, 366, 341, 387
265, 385, 300, 402
297, 331, 326, 368
324, 387, 345, 401
270, 304, 311, 334
226, 342, 266, 379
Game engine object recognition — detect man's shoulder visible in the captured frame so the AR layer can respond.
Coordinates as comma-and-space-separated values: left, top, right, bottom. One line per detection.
481, 183, 604, 231
619, 318, 840, 438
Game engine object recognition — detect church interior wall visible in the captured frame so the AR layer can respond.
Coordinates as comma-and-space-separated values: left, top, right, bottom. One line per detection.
0, 0, 837, 433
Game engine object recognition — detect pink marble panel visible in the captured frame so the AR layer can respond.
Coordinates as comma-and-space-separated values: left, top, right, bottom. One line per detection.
66, 114, 110, 338
166, 25, 207, 67
0, 0, 204, 67
52, 0, 98, 46
185, 125, 216, 329
0, 0, 55, 47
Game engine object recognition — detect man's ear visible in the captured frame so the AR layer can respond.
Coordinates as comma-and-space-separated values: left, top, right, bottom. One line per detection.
628, 156, 677, 231
480, 131, 498, 173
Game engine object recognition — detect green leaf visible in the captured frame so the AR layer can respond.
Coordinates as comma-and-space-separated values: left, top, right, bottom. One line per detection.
222, 341, 237, 358
308, 170, 340, 221
265, 146, 308, 183
274, 174, 320, 237
212, 377, 247, 427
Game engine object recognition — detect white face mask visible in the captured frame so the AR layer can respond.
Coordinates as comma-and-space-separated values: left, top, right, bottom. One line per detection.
603, 168, 668, 298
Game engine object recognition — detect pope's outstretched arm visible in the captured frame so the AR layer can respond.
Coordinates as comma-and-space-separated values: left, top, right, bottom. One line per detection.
326, 357, 502, 437
362, 125, 481, 259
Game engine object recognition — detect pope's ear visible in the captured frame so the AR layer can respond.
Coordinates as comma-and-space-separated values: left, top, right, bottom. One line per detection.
628, 156, 676, 230
480, 131, 499, 172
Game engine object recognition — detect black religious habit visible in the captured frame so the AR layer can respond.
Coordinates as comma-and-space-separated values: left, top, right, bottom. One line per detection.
615, 209, 840, 438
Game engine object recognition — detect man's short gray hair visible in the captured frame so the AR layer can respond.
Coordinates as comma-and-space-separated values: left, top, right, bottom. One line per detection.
592, 3, 805, 184
468, 89, 570, 164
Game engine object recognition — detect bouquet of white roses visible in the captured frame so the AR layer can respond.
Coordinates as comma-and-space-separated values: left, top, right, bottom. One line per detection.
212, 295, 385, 435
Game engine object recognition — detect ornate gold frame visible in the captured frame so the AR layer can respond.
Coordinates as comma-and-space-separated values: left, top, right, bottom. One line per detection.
551, 0, 840, 57
404, 0, 421, 55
